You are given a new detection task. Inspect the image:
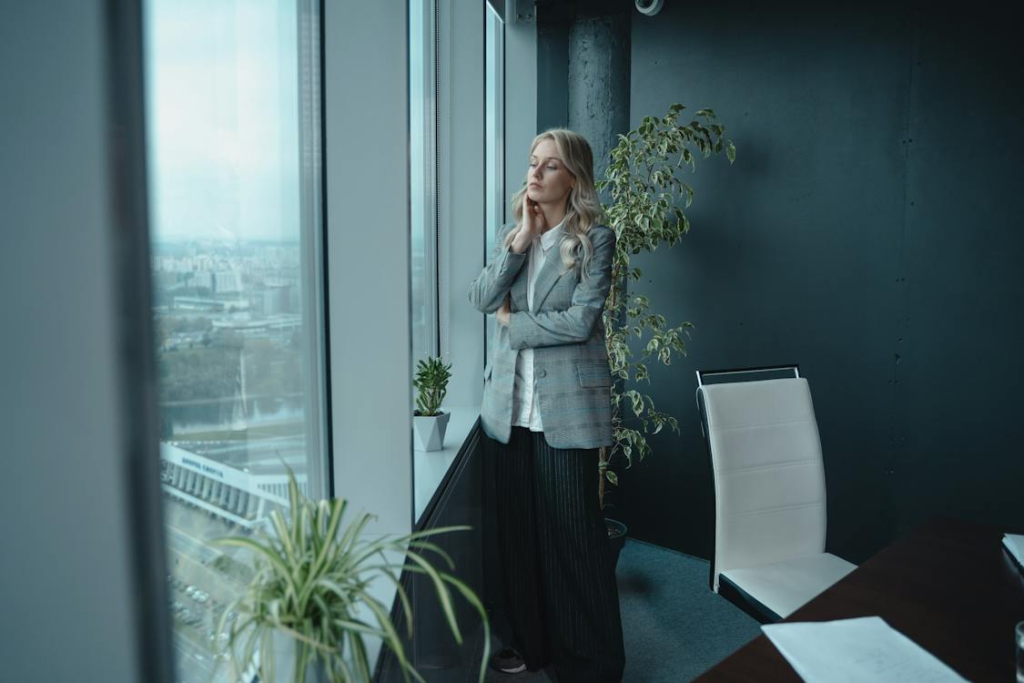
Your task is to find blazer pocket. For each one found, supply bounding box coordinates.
[576,361,611,388]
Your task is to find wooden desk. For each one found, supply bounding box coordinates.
[695,518,1024,682]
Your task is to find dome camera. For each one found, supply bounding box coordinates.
[635,0,664,16]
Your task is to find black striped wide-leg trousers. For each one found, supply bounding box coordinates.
[487,426,626,683]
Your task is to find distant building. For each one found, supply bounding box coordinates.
[159,443,309,528]
[193,271,214,290]
[213,270,241,294]
[173,296,249,312]
[211,315,300,338]
[262,283,291,315]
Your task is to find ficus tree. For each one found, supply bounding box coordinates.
[596,103,736,511]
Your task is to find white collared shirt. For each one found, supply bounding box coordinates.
[511,216,566,431]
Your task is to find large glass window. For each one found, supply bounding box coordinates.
[484,5,505,363]
[411,2,504,383]
[143,1,326,680]
[410,0,439,372]
[409,0,505,522]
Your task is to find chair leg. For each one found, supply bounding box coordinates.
[718,575,782,624]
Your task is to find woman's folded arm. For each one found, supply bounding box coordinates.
[508,226,616,349]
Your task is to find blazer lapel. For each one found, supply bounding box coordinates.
[531,244,564,314]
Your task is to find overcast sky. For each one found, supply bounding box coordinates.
[144,0,301,242]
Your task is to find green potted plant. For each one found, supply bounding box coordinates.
[212,467,489,682]
[596,103,736,562]
[413,356,453,452]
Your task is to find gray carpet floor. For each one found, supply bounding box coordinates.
[484,538,761,682]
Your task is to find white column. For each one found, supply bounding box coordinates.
[325,1,413,536]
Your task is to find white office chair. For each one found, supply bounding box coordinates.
[696,366,856,622]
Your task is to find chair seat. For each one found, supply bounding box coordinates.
[722,552,856,619]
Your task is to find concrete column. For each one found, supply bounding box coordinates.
[563,3,632,519]
[566,7,631,195]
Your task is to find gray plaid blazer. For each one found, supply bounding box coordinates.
[468,220,616,450]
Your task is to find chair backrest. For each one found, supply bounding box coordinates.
[698,376,828,591]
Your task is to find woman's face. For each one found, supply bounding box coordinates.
[526,138,575,206]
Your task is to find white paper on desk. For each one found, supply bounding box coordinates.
[761,616,969,683]
[1003,533,1024,566]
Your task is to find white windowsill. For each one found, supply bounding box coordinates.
[414,404,480,523]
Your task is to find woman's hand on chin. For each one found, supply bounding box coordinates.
[511,196,547,254]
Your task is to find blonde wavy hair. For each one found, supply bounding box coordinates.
[503,128,606,284]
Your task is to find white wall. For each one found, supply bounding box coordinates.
[325,0,413,535]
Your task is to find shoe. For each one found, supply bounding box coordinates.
[489,646,528,674]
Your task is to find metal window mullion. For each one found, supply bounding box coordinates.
[484,11,505,371]
[297,0,328,499]
[435,0,448,360]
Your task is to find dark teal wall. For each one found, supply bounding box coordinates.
[621,1,1024,563]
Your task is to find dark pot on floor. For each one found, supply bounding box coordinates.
[605,518,628,568]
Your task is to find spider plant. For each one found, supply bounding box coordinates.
[211,467,489,683]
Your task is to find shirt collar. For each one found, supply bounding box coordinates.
[539,216,566,252]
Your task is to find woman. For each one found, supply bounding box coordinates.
[467,128,625,682]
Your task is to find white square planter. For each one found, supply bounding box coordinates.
[413,410,450,452]
[265,628,328,683]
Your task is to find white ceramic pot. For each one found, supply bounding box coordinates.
[413,410,451,451]
[268,629,328,683]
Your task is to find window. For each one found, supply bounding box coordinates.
[408,0,505,521]
[485,4,505,362]
[143,0,326,680]
[410,0,439,372]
